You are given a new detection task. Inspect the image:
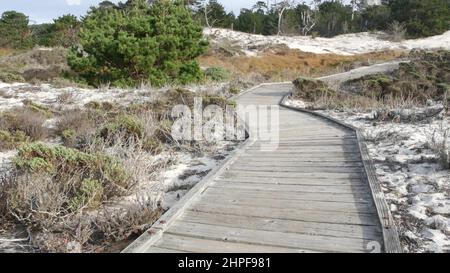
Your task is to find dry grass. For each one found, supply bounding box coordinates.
[0,107,48,142]
[0,80,239,252]
[306,91,424,112]
[0,48,15,58]
[92,200,163,248]
[386,21,407,42]
[200,49,405,82]
[0,47,69,84]
[56,109,97,148]
[56,91,76,104]
[0,126,170,252]
[429,124,450,169]
[293,50,450,115]
[0,168,162,252]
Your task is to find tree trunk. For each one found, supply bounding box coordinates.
[277,7,286,36]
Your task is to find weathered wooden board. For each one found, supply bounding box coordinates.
[181,211,382,240]
[190,203,380,226]
[222,170,364,179]
[214,177,365,185]
[209,181,371,194]
[228,165,365,173]
[203,187,374,203]
[198,194,376,213]
[166,222,374,253]
[153,234,312,253]
[228,160,364,168]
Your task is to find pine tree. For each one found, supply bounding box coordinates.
[49,15,80,47]
[0,11,33,49]
[68,0,208,87]
[389,0,450,38]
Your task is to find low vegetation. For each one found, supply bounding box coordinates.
[292,76,336,101]
[292,50,450,112]
[0,47,71,84]
[201,47,404,82]
[291,49,450,176]
[0,85,237,252]
[428,125,450,170]
[0,107,49,150]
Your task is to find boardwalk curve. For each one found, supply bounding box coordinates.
[123,66,402,253]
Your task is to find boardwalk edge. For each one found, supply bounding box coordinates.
[279,91,403,253]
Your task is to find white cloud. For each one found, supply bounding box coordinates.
[66,0,82,6]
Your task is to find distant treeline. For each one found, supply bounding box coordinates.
[0,0,449,50]
[191,0,449,38]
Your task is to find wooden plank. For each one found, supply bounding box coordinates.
[181,210,382,241]
[154,234,312,253]
[243,151,361,156]
[244,150,361,155]
[214,177,365,186]
[237,156,362,163]
[257,136,357,143]
[204,187,373,203]
[210,181,371,194]
[238,157,362,163]
[191,203,380,226]
[199,193,376,213]
[229,165,364,173]
[247,143,359,148]
[229,160,364,168]
[245,145,358,150]
[274,134,357,139]
[222,170,363,179]
[166,222,373,253]
[144,247,189,253]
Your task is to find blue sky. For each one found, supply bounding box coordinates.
[0,0,258,24]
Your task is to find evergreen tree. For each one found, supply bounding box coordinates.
[31,23,54,46]
[316,1,354,37]
[196,0,234,28]
[389,0,450,38]
[68,0,208,87]
[0,11,33,49]
[360,4,391,31]
[49,15,80,47]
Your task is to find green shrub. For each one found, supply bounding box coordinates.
[0,108,48,141]
[69,179,104,211]
[344,50,450,104]
[292,77,336,101]
[143,137,164,155]
[204,67,231,82]
[61,128,77,146]
[13,143,131,195]
[100,114,145,141]
[0,71,24,83]
[68,0,208,87]
[155,119,174,143]
[228,86,241,95]
[390,0,450,38]
[0,130,29,150]
[0,11,33,49]
[22,100,54,118]
[360,5,392,31]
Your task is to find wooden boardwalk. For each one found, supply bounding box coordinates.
[124,81,401,253]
